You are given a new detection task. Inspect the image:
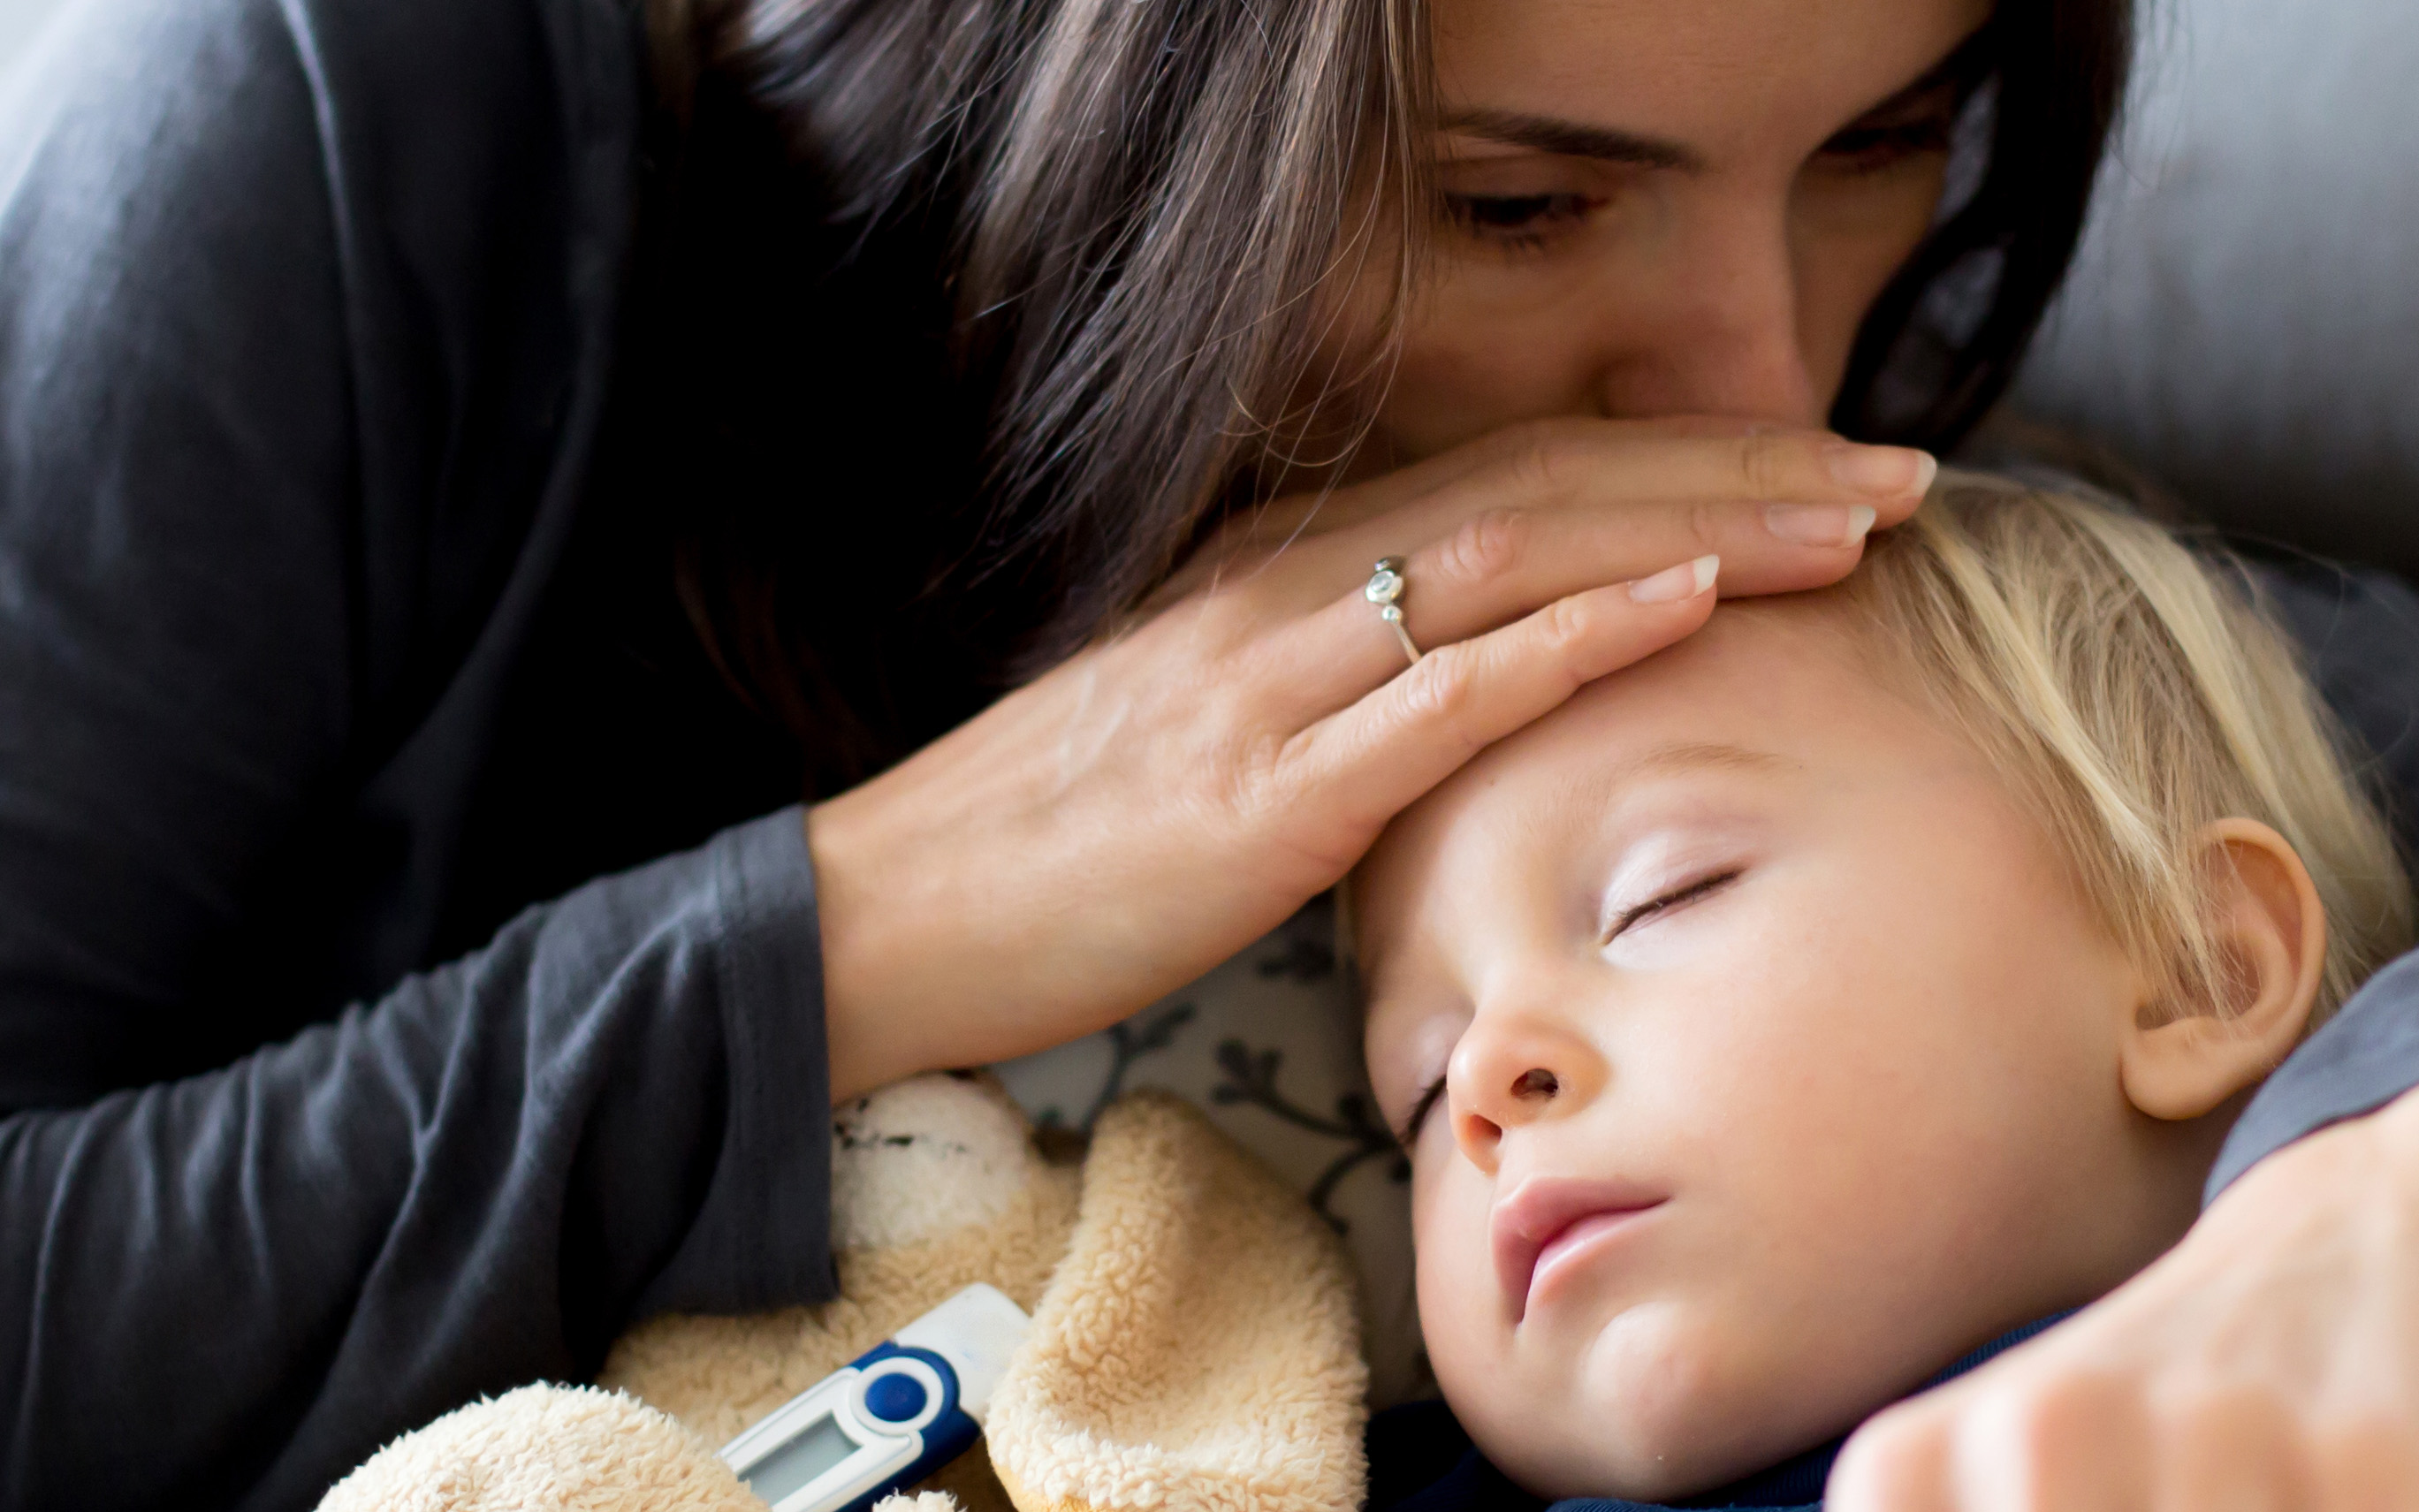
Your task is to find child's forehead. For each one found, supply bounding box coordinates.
[1518,595,1898,772]
[1353,596,1953,914]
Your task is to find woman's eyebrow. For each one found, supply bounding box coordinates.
[1436,110,1701,171]
[1440,20,1994,172]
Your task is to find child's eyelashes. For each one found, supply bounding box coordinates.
[1388,867,1746,1149]
[1398,1075,1448,1149]
[1602,869,1743,945]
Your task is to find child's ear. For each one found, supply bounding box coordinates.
[2119,818,2327,1122]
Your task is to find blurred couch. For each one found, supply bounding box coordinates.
[2013,0,2419,580]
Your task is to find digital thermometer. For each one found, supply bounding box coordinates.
[719,1284,1032,1512]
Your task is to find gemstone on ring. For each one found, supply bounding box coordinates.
[1365,557,1421,665]
[1365,558,1406,607]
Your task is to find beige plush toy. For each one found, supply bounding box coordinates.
[320,1075,1368,1512]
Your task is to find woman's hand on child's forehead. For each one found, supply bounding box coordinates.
[822,420,1928,1097]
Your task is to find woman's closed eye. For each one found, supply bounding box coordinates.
[1814,115,1954,172]
[1603,869,1742,944]
[1812,82,1966,175]
[1442,191,1605,251]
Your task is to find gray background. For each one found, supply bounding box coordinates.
[0,0,64,77]
[2014,0,2419,577]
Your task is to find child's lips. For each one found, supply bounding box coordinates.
[1491,1174,1669,1323]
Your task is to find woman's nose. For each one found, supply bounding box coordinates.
[1447,1006,1609,1176]
[1591,207,1822,426]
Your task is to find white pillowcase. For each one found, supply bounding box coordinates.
[990,898,1429,1407]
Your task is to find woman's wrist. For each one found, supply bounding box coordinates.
[2370,1075,2419,1156]
[809,792,961,1104]
[2222,1080,2419,1230]
[807,748,1199,1104]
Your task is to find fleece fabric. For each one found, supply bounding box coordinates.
[321,1077,1367,1512]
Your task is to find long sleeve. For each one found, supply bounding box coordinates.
[0,0,842,1504]
[0,0,653,1098]
[2209,948,2419,1199]
[0,809,838,1512]
[2206,561,2419,1200]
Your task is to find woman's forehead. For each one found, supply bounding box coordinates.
[1429,0,1991,157]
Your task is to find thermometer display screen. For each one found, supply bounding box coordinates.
[742,1412,861,1505]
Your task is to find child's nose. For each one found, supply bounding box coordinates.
[1446,1010,1607,1175]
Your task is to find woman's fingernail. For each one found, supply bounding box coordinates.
[1826,445,1937,496]
[1629,554,1719,604]
[1764,502,1879,547]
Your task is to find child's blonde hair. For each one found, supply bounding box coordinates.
[1839,472,2414,1029]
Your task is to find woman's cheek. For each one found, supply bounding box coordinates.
[1790,168,1951,398]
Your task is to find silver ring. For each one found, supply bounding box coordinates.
[1364,557,1421,665]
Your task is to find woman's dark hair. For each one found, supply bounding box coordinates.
[706,0,1434,654]
[661,0,2129,778]
[1834,0,2133,444]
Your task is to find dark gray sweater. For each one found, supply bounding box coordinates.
[0,0,2415,1505]
[0,0,845,1504]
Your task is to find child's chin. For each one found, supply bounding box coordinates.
[1472,1317,1832,1503]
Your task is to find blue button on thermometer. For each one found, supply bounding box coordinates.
[719,1284,1032,1512]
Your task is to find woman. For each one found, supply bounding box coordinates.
[0,0,2409,1504]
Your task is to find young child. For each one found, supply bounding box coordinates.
[1350,476,2416,1511]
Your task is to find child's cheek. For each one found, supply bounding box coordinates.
[1411,1151,1512,1379]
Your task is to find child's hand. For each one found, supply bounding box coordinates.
[1829,1086,2419,1510]
[812,417,1929,1102]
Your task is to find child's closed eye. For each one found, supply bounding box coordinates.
[1397,1075,1449,1149]
[1391,870,1746,1146]
[1602,869,1742,944]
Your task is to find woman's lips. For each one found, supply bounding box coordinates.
[1491,1175,1668,1323]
